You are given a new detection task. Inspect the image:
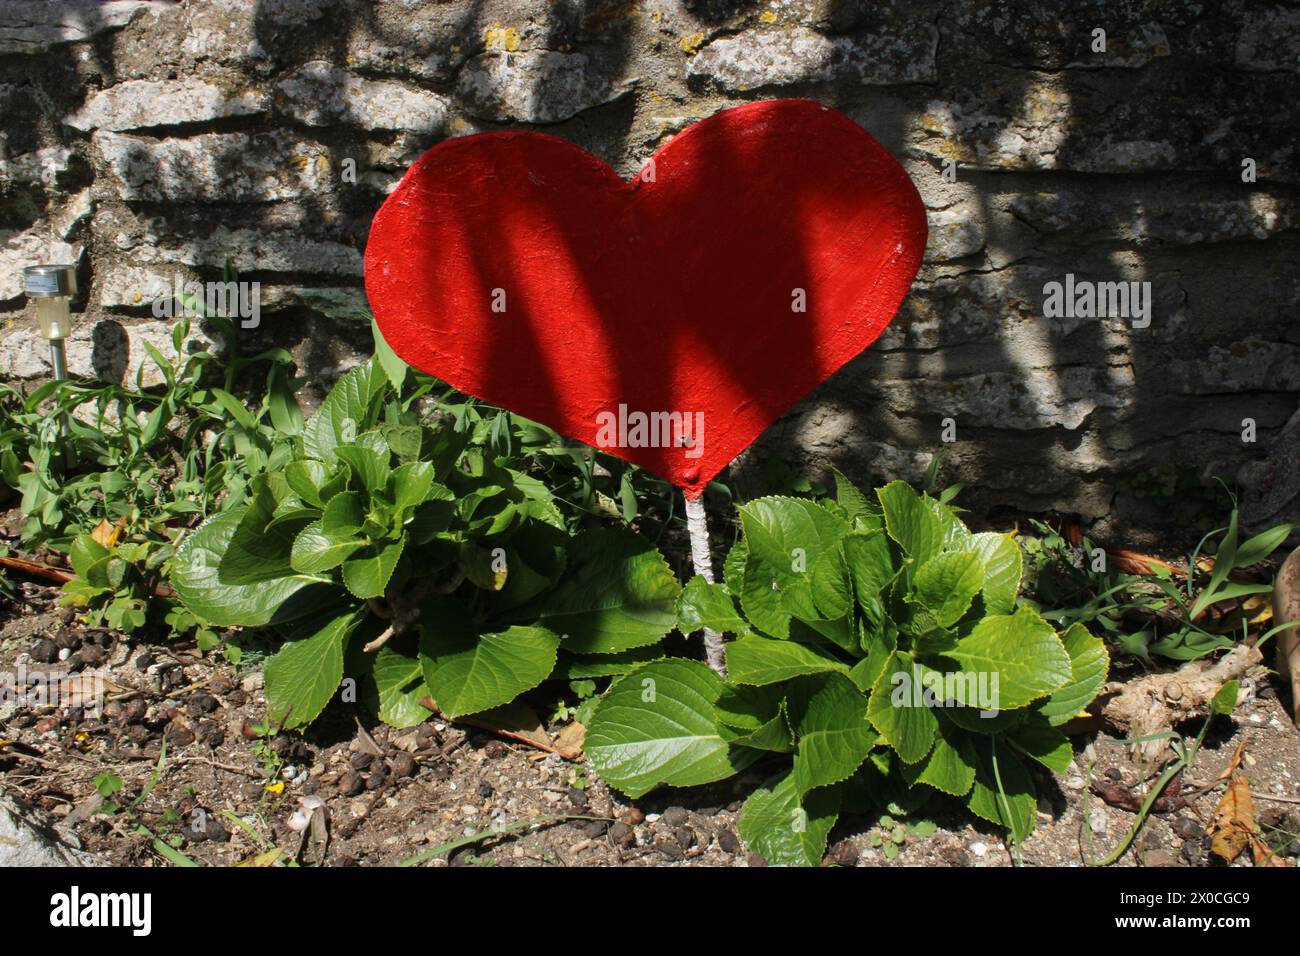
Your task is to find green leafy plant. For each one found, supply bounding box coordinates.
[0,306,302,640]
[169,335,682,731]
[1022,503,1292,663]
[586,477,1111,865]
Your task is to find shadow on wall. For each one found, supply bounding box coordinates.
[6,0,1299,545]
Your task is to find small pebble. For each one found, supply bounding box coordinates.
[656,835,684,860]
[164,723,195,747]
[716,827,741,854]
[609,821,636,849]
[389,753,416,779]
[939,845,970,866]
[662,806,689,827]
[830,840,858,866]
[29,638,58,664]
[349,752,373,771]
[1088,808,1108,834]
[970,841,988,857]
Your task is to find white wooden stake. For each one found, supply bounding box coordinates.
[684,493,727,675]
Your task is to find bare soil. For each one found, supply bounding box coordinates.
[2,574,1298,869]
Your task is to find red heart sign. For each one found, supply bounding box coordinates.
[365,99,927,498]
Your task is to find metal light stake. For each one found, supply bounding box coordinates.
[24,263,77,437]
[23,263,76,379]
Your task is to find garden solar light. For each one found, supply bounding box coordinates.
[23,263,77,381]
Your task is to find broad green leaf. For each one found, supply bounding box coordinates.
[265,612,359,728]
[390,460,435,511]
[912,551,983,626]
[493,522,567,610]
[944,606,1072,710]
[69,534,112,587]
[419,616,560,719]
[302,359,387,465]
[808,548,852,623]
[1211,679,1239,716]
[342,538,405,599]
[967,532,1023,614]
[738,545,792,638]
[723,538,747,596]
[1009,718,1073,773]
[787,673,877,796]
[1037,623,1109,726]
[877,481,941,566]
[337,443,391,496]
[719,709,794,753]
[724,634,850,686]
[371,317,409,391]
[457,542,507,591]
[552,646,665,679]
[843,531,895,602]
[586,659,756,798]
[943,704,1026,735]
[677,575,747,636]
[382,422,424,461]
[867,651,939,764]
[535,527,680,654]
[365,645,434,728]
[911,719,977,796]
[927,497,973,550]
[714,683,786,731]
[907,608,958,656]
[61,577,108,606]
[290,521,365,574]
[851,619,897,692]
[220,484,307,585]
[831,466,872,520]
[172,509,327,628]
[968,738,1036,844]
[739,496,852,620]
[738,770,840,867]
[321,490,364,536]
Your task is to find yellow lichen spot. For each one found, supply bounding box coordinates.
[485,23,521,52]
[758,9,777,23]
[678,31,705,53]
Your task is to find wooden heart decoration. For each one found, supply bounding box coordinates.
[365,99,927,498]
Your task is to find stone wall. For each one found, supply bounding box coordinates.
[1,0,1298,544]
